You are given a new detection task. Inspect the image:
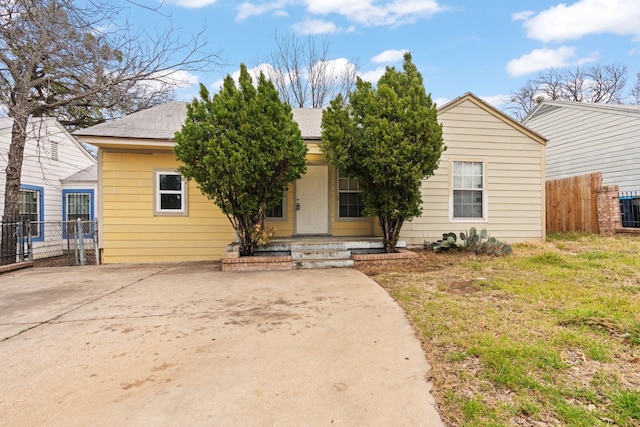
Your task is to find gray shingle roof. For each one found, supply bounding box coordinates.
[291,108,322,139]
[73,103,323,141]
[63,164,97,182]
[74,102,188,140]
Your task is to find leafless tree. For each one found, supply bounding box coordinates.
[260,33,358,108]
[0,0,221,263]
[632,73,640,105]
[507,80,545,121]
[509,63,629,121]
[585,64,627,103]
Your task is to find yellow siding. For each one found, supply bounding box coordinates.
[100,151,235,263]
[400,97,545,245]
[99,97,543,262]
[327,166,377,236]
[266,183,295,237]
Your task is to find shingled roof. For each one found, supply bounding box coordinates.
[73,102,323,141]
[74,102,187,140]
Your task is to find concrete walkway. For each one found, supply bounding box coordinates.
[0,263,444,426]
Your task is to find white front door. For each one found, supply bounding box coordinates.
[295,165,329,234]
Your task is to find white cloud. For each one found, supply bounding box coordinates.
[433,97,449,107]
[312,57,357,81]
[156,70,200,88]
[358,66,387,83]
[506,46,589,77]
[517,0,640,43]
[138,70,200,95]
[164,0,218,8]
[237,0,292,20]
[210,64,275,92]
[371,49,408,64]
[292,19,340,34]
[304,0,445,26]
[238,0,445,26]
[480,94,511,108]
[511,11,534,21]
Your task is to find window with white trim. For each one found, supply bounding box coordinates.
[338,170,364,218]
[452,161,484,219]
[267,197,285,219]
[155,171,186,215]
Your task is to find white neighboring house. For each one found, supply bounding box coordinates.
[523,101,640,192]
[0,117,97,258]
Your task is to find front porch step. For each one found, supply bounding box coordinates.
[291,244,353,269]
[293,258,355,269]
[291,249,351,260]
[290,242,347,251]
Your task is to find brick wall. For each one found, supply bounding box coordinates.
[221,251,293,272]
[596,185,621,235]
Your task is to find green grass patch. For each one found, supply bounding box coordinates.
[362,233,640,426]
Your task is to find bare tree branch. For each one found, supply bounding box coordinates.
[632,72,640,105]
[0,0,223,262]
[509,63,630,120]
[262,33,358,108]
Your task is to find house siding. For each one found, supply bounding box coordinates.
[0,119,96,260]
[524,103,640,191]
[400,98,545,245]
[100,150,235,263]
[328,167,377,236]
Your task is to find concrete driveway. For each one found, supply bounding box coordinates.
[0,263,443,426]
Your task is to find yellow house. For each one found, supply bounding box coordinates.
[74,92,546,264]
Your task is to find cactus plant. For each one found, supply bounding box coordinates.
[427,232,459,252]
[428,228,512,256]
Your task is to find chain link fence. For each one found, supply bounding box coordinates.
[0,219,99,267]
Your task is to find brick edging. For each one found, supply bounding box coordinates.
[352,248,418,264]
[221,253,293,272]
[0,261,35,274]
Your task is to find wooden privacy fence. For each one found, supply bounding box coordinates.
[546,172,602,233]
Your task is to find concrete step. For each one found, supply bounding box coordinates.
[290,242,347,251]
[291,249,351,260]
[293,258,355,269]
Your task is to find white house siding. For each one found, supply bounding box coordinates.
[0,118,96,258]
[400,96,546,246]
[523,103,640,192]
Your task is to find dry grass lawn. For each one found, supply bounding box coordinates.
[358,233,640,427]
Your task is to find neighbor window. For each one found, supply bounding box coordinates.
[155,171,187,215]
[19,185,44,239]
[63,190,94,237]
[452,161,484,219]
[338,170,364,218]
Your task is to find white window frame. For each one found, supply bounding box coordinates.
[450,160,487,222]
[154,171,188,216]
[337,170,366,220]
[267,193,287,222]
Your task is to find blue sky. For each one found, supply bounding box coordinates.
[129,0,640,111]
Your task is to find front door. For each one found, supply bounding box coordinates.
[295,165,329,234]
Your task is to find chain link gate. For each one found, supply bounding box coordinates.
[0,218,99,267]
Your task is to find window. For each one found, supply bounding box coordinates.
[155,171,187,215]
[19,185,44,240]
[338,170,364,218]
[63,190,94,237]
[452,161,484,219]
[267,197,285,219]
